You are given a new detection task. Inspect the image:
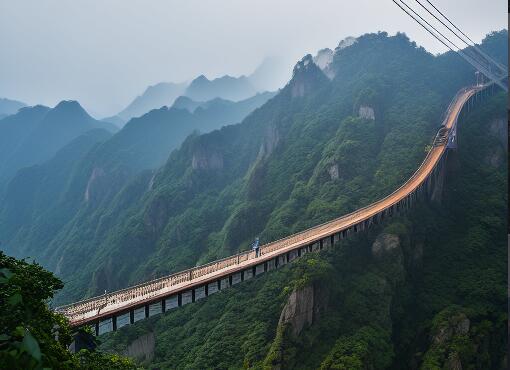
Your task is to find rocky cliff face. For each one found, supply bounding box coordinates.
[192,148,224,170]
[279,285,314,336]
[124,332,155,363]
[84,167,105,202]
[358,105,375,120]
[372,233,401,259]
[258,125,280,161]
[328,163,340,180]
[278,283,328,336]
[289,55,328,98]
[313,48,335,79]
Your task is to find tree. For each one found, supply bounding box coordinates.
[0,251,137,369]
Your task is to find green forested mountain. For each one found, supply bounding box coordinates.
[0,29,507,369]
[0,101,117,188]
[0,90,276,271]
[101,91,506,369]
[5,30,504,303]
[0,129,113,259]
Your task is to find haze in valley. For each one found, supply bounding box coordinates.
[0,0,506,117]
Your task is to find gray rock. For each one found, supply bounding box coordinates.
[124,332,155,363]
[372,234,400,258]
[279,285,315,336]
[358,105,375,120]
[328,163,339,180]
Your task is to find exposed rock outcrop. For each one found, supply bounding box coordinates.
[328,163,339,180]
[336,36,357,50]
[313,48,335,79]
[313,48,333,70]
[258,125,280,160]
[445,352,463,370]
[358,105,375,120]
[278,284,327,336]
[124,332,155,363]
[84,167,105,202]
[372,233,401,258]
[289,54,328,98]
[191,148,223,170]
[279,285,315,336]
[433,314,470,345]
[147,172,156,191]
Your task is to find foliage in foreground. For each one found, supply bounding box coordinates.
[0,251,137,369]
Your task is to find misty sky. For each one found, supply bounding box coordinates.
[0,0,506,117]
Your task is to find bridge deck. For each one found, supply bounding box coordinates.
[56,85,479,327]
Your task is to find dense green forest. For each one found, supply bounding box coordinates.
[100,91,507,369]
[40,30,505,305]
[0,91,274,266]
[0,252,137,369]
[0,29,506,369]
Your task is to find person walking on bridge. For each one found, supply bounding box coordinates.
[252,237,260,257]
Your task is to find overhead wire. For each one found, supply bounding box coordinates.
[393,0,487,71]
[416,0,506,74]
[392,0,508,91]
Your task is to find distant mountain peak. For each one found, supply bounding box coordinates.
[336,36,358,51]
[52,100,91,119]
[54,100,84,110]
[185,73,257,102]
[193,74,210,83]
[288,54,328,98]
[0,97,27,116]
[117,82,187,121]
[313,48,335,79]
[292,54,315,74]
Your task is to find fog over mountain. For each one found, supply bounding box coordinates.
[0,0,506,366]
[113,57,290,122]
[0,101,117,188]
[0,0,505,116]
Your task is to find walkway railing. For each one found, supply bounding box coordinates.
[55,83,485,326]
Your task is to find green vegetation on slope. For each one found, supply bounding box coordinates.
[101,91,506,369]
[0,251,137,369]
[50,30,505,304]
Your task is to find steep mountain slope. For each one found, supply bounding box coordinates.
[100,54,507,370]
[117,82,187,121]
[0,97,26,116]
[30,30,504,306]
[0,101,116,188]
[184,74,258,102]
[0,90,276,269]
[0,129,113,258]
[0,105,50,170]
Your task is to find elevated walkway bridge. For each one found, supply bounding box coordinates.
[56,83,493,335]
